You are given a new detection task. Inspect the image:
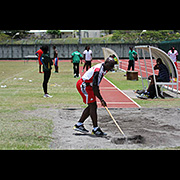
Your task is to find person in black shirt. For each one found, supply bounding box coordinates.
[154,58,170,82]
[137,58,170,99]
[41,45,53,98]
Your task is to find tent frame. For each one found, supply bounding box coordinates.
[135,45,179,98]
[102,47,122,70]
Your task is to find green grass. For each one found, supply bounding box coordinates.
[0,61,180,149]
[0,61,84,111]
[0,61,84,149]
[0,113,53,150]
[106,72,148,91]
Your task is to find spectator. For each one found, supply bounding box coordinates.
[128,47,137,71]
[136,58,170,99]
[168,46,178,69]
[53,45,59,73]
[71,49,83,78]
[82,46,93,72]
[35,47,43,73]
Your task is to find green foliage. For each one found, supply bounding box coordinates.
[0,33,11,42]
[112,30,140,43]
[1,30,180,44]
[112,30,180,43]
[46,30,61,35]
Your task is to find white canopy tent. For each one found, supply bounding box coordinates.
[102,47,122,70]
[135,45,179,98]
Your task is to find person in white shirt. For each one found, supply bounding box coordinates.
[168,46,178,69]
[82,46,93,72]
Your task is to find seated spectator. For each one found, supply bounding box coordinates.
[136,58,170,99]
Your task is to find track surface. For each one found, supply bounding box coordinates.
[79,60,140,108]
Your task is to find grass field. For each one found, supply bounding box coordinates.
[0,61,180,149]
[0,61,85,149]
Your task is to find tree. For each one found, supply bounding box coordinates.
[112,30,180,43]
[2,30,30,38]
[46,30,61,38]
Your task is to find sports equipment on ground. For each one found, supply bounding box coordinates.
[105,106,144,144]
[105,106,126,138]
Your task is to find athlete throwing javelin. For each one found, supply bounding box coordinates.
[74,57,115,136]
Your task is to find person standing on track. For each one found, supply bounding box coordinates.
[168,46,178,69]
[82,46,93,72]
[74,57,115,136]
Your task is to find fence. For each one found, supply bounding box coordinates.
[0,43,159,60]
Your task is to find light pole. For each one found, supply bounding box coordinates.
[78,30,82,44]
[135,30,146,43]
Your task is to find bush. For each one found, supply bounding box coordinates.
[0,33,11,42]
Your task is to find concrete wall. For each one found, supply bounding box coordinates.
[0,43,158,60]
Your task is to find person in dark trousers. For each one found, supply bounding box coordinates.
[136,58,170,99]
[82,46,93,72]
[71,49,83,78]
[124,47,137,76]
[41,45,53,98]
[136,81,163,99]
[128,47,137,71]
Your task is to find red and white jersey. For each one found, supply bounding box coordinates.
[168,50,178,62]
[82,63,107,86]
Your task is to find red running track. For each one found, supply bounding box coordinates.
[97,77,141,108]
[79,61,141,108]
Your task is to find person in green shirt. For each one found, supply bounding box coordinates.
[71,50,83,78]
[128,47,137,71]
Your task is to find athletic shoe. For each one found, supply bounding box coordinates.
[73,124,89,133]
[134,89,145,94]
[92,127,107,136]
[43,94,53,98]
[136,93,148,99]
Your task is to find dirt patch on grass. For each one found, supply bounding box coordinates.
[20,107,180,149]
[45,107,180,149]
